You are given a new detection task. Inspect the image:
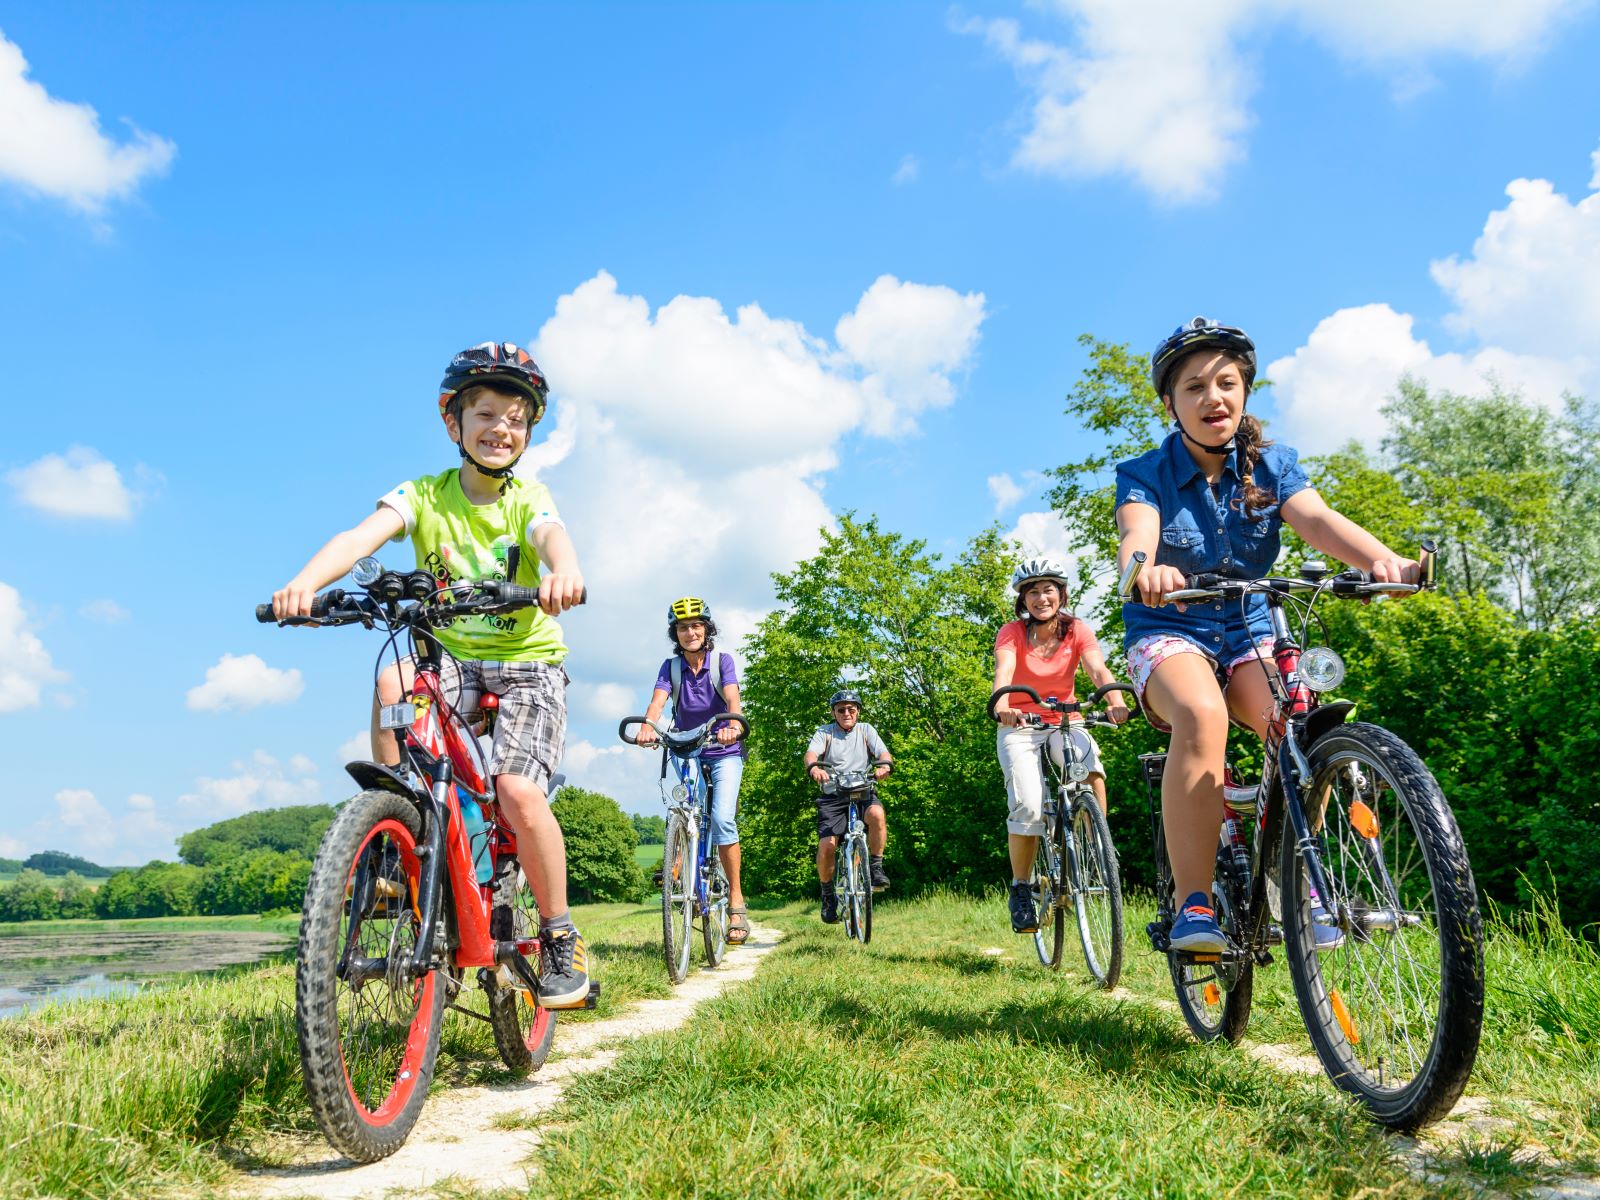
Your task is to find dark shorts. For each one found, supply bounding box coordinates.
[816,789,882,841]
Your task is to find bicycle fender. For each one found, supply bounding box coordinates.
[345,760,420,800]
[1304,701,1357,747]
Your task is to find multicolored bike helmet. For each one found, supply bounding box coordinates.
[1149,317,1256,399]
[1011,557,1070,594]
[438,342,550,492]
[829,689,862,710]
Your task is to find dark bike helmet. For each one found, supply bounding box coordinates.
[1150,317,1256,399]
[438,341,550,491]
[829,689,862,710]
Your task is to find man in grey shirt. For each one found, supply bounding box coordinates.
[804,689,893,923]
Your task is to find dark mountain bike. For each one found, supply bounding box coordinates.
[619,713,750,982]
[1121,545,1484,1130]
[813,761,890,945]
[256,558,596,1161]
[988,684,1131,985]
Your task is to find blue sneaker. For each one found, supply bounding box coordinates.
[1168,892,1227,952]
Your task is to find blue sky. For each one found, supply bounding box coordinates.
[4,1,1598,864]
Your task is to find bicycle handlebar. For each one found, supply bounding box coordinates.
[618,712,751,748]
[987,681,1137,726]
[1118,541,1440,605]
[257,575,587,626]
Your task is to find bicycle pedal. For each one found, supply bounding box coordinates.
[1185,952,1222,964]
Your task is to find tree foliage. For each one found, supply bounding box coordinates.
[552,787,645,903]
[630,814,666,845]
[24,851,112,877]
[177,805,334,867]
[739,515,1018,898]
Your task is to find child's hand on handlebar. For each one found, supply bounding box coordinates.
[1368,556,1421,589]
[537,572,586,616]
[272,577,320,621]
[1137,563,1190,612]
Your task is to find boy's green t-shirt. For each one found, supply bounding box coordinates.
[378,470,567,664]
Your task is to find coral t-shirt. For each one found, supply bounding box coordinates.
[994,618,1099,725]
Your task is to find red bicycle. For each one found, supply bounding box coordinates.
[256,557,595,1162]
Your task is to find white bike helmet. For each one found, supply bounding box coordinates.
[1011,557,1070,594]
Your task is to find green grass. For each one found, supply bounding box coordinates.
[0,912,302,937]
[2,890,1594,1198]
[634,843,664,870]
[0,900,665,1200]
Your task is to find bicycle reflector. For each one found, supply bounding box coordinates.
[1299,647,1346,692]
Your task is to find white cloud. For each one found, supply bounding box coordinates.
[80,598,129,624]
[336,732,370,765]
[0,582,68,711]
[529,270,985,694]
[958,0,1581,203]
[0,834,24,858]
[1004,510,1113,622]
[186,653,305,712]
[558,737,663,814]
[1270,151,1600,454]
[7,446,138,519]
[569,680,643,722]
[1430,175,1600,359]
[177,750,321,816]
[0,32,175,213]
[989,470,1048,514]
[32,789,176,861]
[892,154,920,185]
[1266,304,1586,454]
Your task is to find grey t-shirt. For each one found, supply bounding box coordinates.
[806,721,888,793]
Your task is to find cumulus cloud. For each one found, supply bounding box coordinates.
[892,154,920,185]
[186,653,305,712]
[177,750,321,816]
[336,732,370,765]
[7,446,138,519]
[988,470,1048,514]
[1269,153,1600,454]
[0,582,68,711]
[957,0,1581,203]
[529,270,985,694]
[33,789,176,861]
[558,737,662,814]
[0,31,175,213]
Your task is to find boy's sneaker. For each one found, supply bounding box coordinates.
[1168,892,1228,953]
[820,887,840,924]
[536,927,591,1009]
[1009,880,1038,934]
[869,857,890,892]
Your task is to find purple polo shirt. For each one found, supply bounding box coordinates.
[654,652,744,759]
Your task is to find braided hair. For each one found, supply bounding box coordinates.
[1164,347,1277,518]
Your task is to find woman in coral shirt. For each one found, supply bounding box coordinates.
[992,557,1128,935]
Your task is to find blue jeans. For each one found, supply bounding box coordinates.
[683,753,744,846]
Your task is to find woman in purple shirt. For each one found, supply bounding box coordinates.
[635,597,750,944]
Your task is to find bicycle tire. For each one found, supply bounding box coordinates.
[1280,723,1484,1130]
[1033,811,1065,969]
[847,833,873,944]
[485,863,556,1074]
[1168,850,1253,1044]
[661,814,694,983]
[702,854,730,968]
[1070,796,1124,989]
[296,789,445,1162]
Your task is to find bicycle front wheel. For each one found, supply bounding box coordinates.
[296,789,445,1162]
[1033,814,1065,969]
[846,834,873,944]
[1281,723,1484,1130]
[485,863,556,1074]
[1070,796,1124,989]
[660,815,694,983]
[701,853,730,968]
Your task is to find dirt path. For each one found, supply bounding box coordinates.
[239,923,784,1199]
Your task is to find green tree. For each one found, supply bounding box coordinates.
[24,850,110,877]
[0,869,60,922]
[738,515,1017,898]
[197,849,312,915]
[551,788,645,903]
[177,805,335,866]
[94,862,203,918]
[629,814,666,845]
[56,872,98,919]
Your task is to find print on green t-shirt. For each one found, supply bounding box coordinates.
[386,470,567,664]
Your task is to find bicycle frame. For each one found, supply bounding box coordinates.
[662,748,719,919]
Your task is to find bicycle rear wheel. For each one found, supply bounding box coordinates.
[660,814,694,983]
[1281,724,1483,1130]
[1169,853,1253,1044]
[1070,796,1124,989]
[701,853,730,967]
[846,833,873,944]
[1033,811,1065,969]
[296,789,444,1162]
[485,862,556,1074]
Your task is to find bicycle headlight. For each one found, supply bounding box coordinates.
[1299,647,1346,692]
[671,784,689,803]
[351,556,383,588]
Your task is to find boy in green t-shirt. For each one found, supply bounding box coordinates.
[271,341,592,1008]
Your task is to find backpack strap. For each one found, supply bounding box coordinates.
[669,653,727,723]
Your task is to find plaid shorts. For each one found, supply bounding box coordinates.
[436,656,568,792]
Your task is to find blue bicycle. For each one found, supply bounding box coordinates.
[620,712,750,983]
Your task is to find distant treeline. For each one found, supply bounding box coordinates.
[0,851,125,877]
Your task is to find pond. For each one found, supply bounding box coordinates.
[0,928,293,1019]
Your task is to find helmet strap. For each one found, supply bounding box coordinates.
[458,443,521,496]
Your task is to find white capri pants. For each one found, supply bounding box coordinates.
[997,722,1105,837]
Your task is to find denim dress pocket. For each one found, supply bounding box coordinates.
[1159,517,1208,575]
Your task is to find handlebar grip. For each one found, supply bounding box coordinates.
[987,684,1043,720]
[618,715,649,745]
[497,584,589,608]
[255,603,276,623]
[1088,681,1139,711]
[1117,551,1146,602]
[257,589,346,623]
[718,713,751,741]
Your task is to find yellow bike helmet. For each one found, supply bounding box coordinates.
[668,597,710,624]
